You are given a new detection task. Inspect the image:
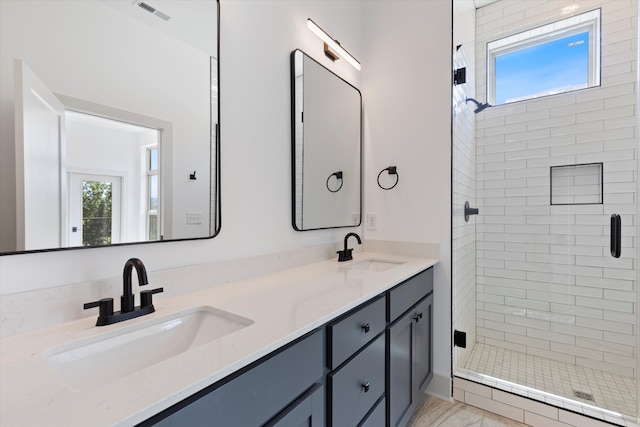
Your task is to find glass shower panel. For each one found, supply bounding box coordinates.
[452,0,638,421]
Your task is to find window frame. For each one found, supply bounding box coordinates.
[486,8,601,106]
[145,145,160,241]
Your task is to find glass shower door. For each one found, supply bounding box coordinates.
[452,0,638,422]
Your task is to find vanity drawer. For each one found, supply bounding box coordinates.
[328,333,385,427]
[327,295,386,369]
[387,268,433,322]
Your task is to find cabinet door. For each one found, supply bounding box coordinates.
[387,311,415,427]
[414,294,433,393]
[264,384,324,427]
[359,397,385,427]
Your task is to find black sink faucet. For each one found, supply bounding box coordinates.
[84,257,163,326]
[122,257,148,313]
[337,232,361,262]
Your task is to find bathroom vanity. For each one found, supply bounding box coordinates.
[145,268,432,427]
[0,253,437,426]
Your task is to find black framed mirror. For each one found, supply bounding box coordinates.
[0,0,220,254]
[290,49,362,231]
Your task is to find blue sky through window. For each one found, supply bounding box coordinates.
[494,31,589,104]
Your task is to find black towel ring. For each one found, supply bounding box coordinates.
[326,171,343,193]
[377,166,398,190]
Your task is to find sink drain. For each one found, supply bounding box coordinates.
[573,390,595,402]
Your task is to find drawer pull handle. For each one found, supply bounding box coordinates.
[361,323,370,333]
[361,381,370,393]
[413,312,423,323]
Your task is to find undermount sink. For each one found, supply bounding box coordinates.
[44,306,253,391]
[347,259,405,272]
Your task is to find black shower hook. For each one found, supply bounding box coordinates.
[326,171,343,193]
[377,166,398,190]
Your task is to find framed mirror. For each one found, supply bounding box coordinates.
[290,49,362,231]
[0,0,220,254]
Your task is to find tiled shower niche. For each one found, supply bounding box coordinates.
[550,163,603,205]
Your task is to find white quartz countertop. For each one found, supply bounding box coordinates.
[0,252,438,426]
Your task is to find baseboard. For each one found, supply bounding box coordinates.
[425,373,453,402]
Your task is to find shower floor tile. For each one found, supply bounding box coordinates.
[464,342,637,417]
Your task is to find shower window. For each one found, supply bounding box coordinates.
[487,9,600,105]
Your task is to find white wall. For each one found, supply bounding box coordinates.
[361,0,453,399]
[0,0,363,295]
[474,0,638,380]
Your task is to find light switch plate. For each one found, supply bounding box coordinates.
[367,213,377,231]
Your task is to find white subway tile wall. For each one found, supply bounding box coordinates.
[471,0,637,416]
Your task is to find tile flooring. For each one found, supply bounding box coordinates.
[464,343,637,417]
[410,396,526,427]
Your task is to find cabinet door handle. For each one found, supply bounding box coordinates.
[413,312,423,323]
[361,323,370,333]
[361,381,370,393]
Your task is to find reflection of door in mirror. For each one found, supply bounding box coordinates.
[14,60,66,251]
[69,173,122,247]
[65,110,161,247]
[291,50,362,231]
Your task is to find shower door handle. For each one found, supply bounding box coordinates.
[610,214,621,258]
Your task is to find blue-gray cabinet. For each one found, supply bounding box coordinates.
[264,383,325,427]
[140,329,324,427]
[140,267,434,427]
[387,268,434,427]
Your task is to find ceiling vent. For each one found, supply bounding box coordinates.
[134,1,171,21]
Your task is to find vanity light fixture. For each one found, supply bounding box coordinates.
[307,18,361,71]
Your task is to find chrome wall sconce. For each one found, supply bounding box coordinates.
[307,18,361,71]
[326,171,343,193]
[377,166,398,190]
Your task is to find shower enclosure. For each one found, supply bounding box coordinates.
[452,0,638,423]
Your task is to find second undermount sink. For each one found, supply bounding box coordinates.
[44,306,253,391]
[347,259,405,272]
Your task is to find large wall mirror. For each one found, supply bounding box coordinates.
[0,0,220,254]
[291,49,361,231]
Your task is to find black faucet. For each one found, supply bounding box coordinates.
[122,257,148,313]
[337,232,361,262]
[84,258,164,326]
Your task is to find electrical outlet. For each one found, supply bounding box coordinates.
[352,213,360,225]
[186,211,202,224]
[367,213,377,231]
